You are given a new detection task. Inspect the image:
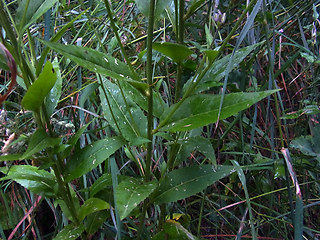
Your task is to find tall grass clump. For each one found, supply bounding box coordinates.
[0,0,319,239]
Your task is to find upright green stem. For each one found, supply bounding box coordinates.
[137,1,156,238]
[145,0,156,181]
[174,0,185,102]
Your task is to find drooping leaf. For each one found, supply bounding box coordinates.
[135,0,172,19]
[153,165,236,204]
[99,80,148,144]
[20,129,60,160]
[53,223,85,240]
[16,0,59,34]
[116,177,157,220]
[175,136,216,167]
[290,136,318,157]
[159,90,279,132]
[36,10,89,76]
[78,198,110,221]
[64,137,125,182]
[21,61,57,112]
[153,42,193,64]
[46,58,62,115]
[0,165,57,198]
[152,220,199,240]
[41,41,148,93]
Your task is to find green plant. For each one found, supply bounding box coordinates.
[0,0,319,239]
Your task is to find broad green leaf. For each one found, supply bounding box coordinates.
[64,137,125,182]
[183,43,263,94]
[116,177,157,220]
[152,221,199,240]
[100,80,148,144]
[20,129,60,160]
[16,0,59,34]
[78,198,109,221]
[159,90,279,132]
[21,61,57,112]
[41,41,148,93]
[153,165,236,204]
[175,136,216,167]
[85,210,110,235]
[135,0,172,19]
[36,10,88,76]
[0,165,57,197]
[46,58,62,115]
[153,42,193,64]
[53,223,84,240]
[90,173,113,197]
[120,80,168,118]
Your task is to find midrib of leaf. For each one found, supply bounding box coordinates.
[163,91,278,130]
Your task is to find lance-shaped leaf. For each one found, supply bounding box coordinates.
[21,61,57,112]
[116,177,157,220]
[153,165,236,204]
[159,90,279,132]
[0,165,57,198]
[90,173,112,197]
[183,43,263,94]
[78,198,110,221]
[100,80,148,145]
[41,41,148,93]
[153,42,193,64]
[64,137,125,182]
[20,129,60,160]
